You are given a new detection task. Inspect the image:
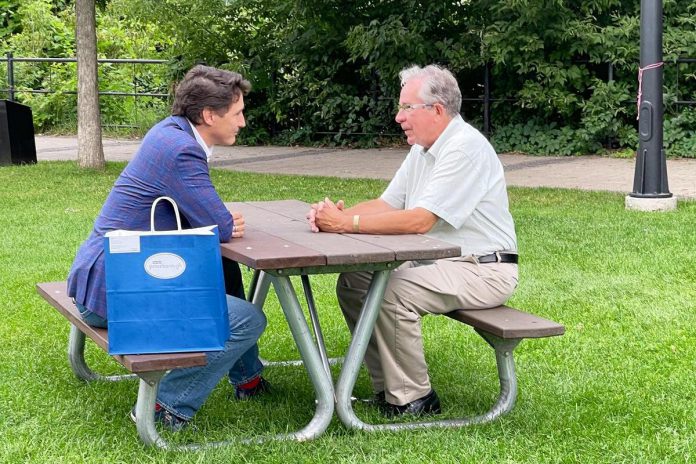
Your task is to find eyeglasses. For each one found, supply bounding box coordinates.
[396,103,435,112]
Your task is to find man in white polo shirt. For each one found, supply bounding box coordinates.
[307,64,518,416]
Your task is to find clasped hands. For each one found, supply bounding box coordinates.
[306,197,346,233]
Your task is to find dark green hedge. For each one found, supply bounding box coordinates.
[3,0,696,156]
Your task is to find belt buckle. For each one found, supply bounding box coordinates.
[494,251,501,263]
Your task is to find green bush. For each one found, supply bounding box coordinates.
[2,0,695,154]
[664,107,696,158]
[1,0,172,133]
[490,120,588,156]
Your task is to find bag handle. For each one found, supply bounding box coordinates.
[150,196,183,232]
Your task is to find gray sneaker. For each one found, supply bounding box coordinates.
[129,403,189,432]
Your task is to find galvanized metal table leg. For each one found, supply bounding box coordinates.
[335,269,391,429]
[134,371,168,448]
[475,330,521,420]
[251,270,294,367]
[68,324,137,382]
[133,373,258,450]
[133,371,261,450]
[132,274,336,449]
[301,274,332,377]
[256,272,343,369]
[270,275,335,440]
[250,270,272,310]
[250,270,273,365]
[246,269,261,302]
[336,269,523,431]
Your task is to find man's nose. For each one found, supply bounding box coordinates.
[395,110,405,123]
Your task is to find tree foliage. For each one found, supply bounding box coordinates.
[1,0,172,132]
[2,0,696,155]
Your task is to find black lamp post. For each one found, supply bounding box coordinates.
[629,0,672,201]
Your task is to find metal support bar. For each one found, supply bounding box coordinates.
[132,371,274,450]
[66,277,335,448]
[301,274,332,376]
[334,270,392,428]
[270,275,335,439]
[125,277,338,449]
[250,270,278,368]
[254,271,343,369]
[247,269,261,302]
[134,372,168,448]
[476,329,522,418]
[7,52,14,101]
[250,270,272,310]
[67,324,136,382]
[336,287,524,431]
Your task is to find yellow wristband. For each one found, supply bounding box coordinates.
[352,215,360,233]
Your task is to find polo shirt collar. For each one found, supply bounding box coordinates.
[421,114,465,159]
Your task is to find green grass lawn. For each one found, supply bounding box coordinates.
[1,162,695,463]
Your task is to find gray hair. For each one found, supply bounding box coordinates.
[399,65,461,117]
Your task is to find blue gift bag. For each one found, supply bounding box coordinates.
[104,197,229,355]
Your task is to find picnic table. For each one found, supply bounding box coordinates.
[38,199,563,449]
[225,200,563,434]
[221,199,461,437]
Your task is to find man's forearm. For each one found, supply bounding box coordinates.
[343,198,395,215]
[353,207,437,235]
[312,198,437,234]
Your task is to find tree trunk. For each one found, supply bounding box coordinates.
[76,0,105,169]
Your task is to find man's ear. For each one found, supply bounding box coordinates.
[201,107,215,126]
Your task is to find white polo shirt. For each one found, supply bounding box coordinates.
[381,115,517,257]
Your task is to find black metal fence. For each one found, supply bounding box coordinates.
[0,53,169,128]
[675,58,696,107]
[1,53,694,135]
[1,53,168,100]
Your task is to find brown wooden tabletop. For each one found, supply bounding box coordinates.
[218,200,460,439]
[221,200,461,271]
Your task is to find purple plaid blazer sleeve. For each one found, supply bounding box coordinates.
[66,116,234,318]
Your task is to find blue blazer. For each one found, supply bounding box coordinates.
[67,116,234,318]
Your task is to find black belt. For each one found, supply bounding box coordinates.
[477,252,518,264]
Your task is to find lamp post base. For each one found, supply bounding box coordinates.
[625,195,677,212]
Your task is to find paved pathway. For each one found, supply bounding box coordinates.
[35,135,696,199]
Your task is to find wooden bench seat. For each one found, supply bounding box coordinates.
[37,281,208,449]
[446,305,565,340]
[38,279,565,441]
[339,302,565,432]
[37,281,207,373]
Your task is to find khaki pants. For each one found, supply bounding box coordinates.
[337,257,518,406]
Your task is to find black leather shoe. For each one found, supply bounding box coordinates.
[234,376,271,400]
[383,389,441,417]
[372,391,386,407]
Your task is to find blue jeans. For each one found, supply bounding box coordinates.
[78,296,265,420]
[76,302,108,328]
